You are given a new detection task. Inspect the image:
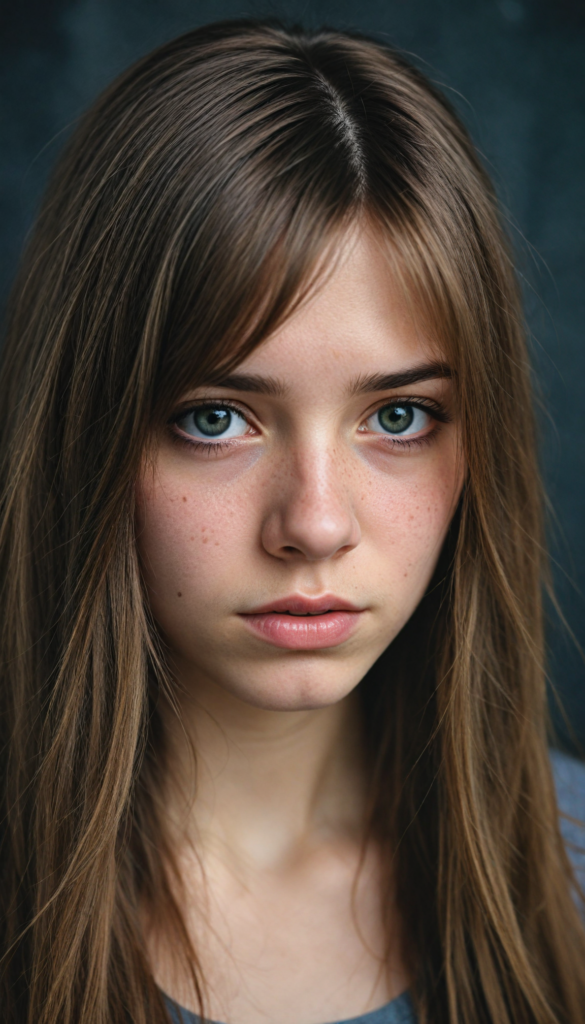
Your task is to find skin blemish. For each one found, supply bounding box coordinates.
[177,592,182,597]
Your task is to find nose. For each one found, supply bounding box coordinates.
[260,444,361,562]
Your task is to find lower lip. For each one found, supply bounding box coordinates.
[240,611,362,650]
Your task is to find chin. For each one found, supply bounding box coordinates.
[224,662,365,712]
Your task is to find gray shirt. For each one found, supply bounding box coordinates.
[164,750,585,1024]
[165,991,415,1024]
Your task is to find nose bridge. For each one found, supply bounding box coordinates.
[261,429,361,561]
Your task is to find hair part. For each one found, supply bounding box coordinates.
[1,18,584,1024]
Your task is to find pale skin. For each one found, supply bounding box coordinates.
[137,229,464,1024]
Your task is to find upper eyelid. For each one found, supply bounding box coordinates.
[362,395,450,422]
[169,394,450,431]
[169,399,255,423]
[173,394,445,411]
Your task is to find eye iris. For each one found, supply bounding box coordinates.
[194,407,231,436]
[378,405,414,434]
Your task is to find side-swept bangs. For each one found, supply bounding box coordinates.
[2,20,582,1024]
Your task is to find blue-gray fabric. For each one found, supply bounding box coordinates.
[165,991,415,1024]
[164,751,585,1024]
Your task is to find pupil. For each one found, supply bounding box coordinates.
[195,407,231,436]
[378,405,413,434]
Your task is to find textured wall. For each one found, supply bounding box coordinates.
[1,0,584,749]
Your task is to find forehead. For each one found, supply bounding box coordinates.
[233,229,443,398]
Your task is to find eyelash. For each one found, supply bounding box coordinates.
[168,401,251,456]
[168,396,450,454]
[366,396,449,452]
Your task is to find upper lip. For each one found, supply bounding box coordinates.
[242,594,363,616]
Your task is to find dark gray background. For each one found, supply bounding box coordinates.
[1,0,584,751]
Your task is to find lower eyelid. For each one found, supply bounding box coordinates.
[170,432,237,455]
[170,408,442,452]
[368,423,441,449]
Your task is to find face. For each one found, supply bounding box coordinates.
[136,230,464,712]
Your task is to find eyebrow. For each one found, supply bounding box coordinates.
[202,373,289,397]
[203,361,452,398]
[348,361,452,395]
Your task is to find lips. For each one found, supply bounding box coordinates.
[246,594,361,616]
[239,594,364,650]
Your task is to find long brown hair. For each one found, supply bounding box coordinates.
[0,19,583,1024]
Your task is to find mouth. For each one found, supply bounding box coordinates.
[239,594,364,650]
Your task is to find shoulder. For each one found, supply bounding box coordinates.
[550,748,585,883]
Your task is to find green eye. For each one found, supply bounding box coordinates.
[377,405,414,434]
[175,405,249,440]
[194,408,231,436]
[366,404,429,436]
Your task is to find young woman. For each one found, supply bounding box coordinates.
[1,18,584,1024]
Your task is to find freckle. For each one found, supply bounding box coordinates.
[182,496,187,502]
[177,592,182,597]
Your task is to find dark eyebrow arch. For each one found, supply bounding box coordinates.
[349,361,452,395]
[200,362,451,399]
[201,373,289,397]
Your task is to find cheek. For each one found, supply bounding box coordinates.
[135,469,253,617]
[362,447,462,590]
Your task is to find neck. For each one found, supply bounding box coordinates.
[161,670,367,872]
